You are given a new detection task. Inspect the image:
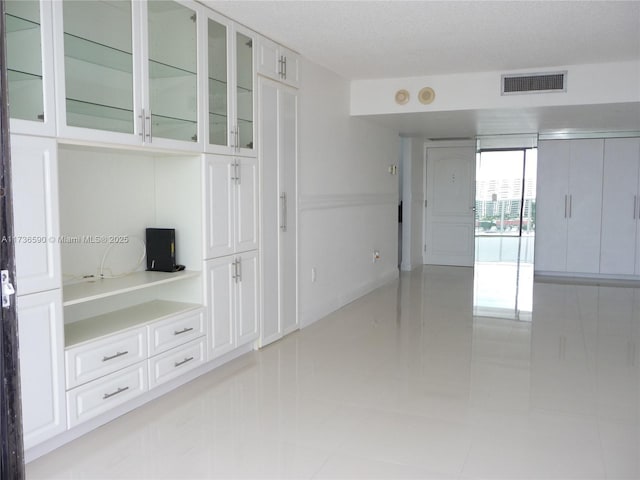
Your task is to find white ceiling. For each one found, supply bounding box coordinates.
[204,0,640,137]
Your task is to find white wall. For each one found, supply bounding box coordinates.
[298,58,400,327]
[400,137,425,271]
[351,61,640,116]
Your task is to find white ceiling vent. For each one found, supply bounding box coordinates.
[501,71,567,95]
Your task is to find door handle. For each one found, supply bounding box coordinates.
[569,194,572,218]
[146,110,152,143]
[564,195,567,218]
[280,192,287,232]
[235,160,241,184]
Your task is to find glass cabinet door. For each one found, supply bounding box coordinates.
[207,18,229,149]
[5,0,51,131]
[147,0,198,144]
[236,31,254,153]
[61,0,135,135]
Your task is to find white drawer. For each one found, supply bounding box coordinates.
[65,327,147,389]
[148,337,205,389]
[66,362,147,428]
[147,307,205,356]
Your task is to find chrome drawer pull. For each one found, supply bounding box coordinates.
[103,386,129,400]
[174,327,194,336]
[102,351,128,362]
[174,356,194,367]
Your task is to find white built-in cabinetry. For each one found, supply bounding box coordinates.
[536,137,640,279]
[600,138,640,276]
[203,10,257,157]
[52,0,202,150]
[11,135,66,450]
[16,291,66,450]
[535,139,604,274]
[205,251,259,359]
[6,0,298,459]
[5,0,56,136]
[258,77,299,346]
[257,35,300,89]
[203,155,258,258]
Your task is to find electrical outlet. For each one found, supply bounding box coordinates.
[311,267,317,282]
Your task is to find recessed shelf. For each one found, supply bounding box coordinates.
[8,69,43,82]
[66,98,134,134]
[65,299,202,347]
[64,33,133,74]
[63,270,200,307]
[150,58,196,79]
[5,13,40,33]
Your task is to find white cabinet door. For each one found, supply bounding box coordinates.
[279,46,300,89]
[233,24,256,157]
[141,0,202,151]
[256,36,300,89]
[204,155,234,259]
[535,140,571,272]
[566,139,604,273]
[52,0,143,146]
[204,155,257,259]
[6,0,56,136]
[256,35,280,82]
[236,251,259,347]
[53,0,203,150]
[279,88,298,334]
[205,253,259,358]
[600,138,640,275]
[259,79,280,345]
[258,78,298,347]
[205,257,235,359]
[235,156,258,253]
[10,135,61,295]
[203,10,233,155]
[17,290,66,449]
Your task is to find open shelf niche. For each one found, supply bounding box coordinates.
[58,143,204,342]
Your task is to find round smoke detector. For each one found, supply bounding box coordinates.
[418,87,435,104]
[394,89,410,105]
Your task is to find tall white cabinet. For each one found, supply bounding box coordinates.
[258,76,298,346]
[11,135,66,450]
[6,0,300,459]
[600,138,640,275]
[535,139,604,274]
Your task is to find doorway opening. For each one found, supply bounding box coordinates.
[473,148,537,321]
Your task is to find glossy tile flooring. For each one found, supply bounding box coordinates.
[27,266,639,479]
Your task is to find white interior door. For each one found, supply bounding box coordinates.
[424,146,476,266]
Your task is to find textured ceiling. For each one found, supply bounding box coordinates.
[203,0,640,136]
[203,0,640,79]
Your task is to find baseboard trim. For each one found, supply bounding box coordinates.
[300,269,399,328]
[535,271,640,287]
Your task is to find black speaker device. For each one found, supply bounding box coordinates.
[145,228,185,272]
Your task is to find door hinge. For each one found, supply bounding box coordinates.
[1,270,16,308]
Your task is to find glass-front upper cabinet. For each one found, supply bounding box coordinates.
[53,0,202,150]
[53,0,141,145]
[203,13,255,157]
[205,13,230,153]
[145,0,200,148]
[5,0,55,136]
[235,28,255,156]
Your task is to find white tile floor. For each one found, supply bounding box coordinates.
[27,265,640,479]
